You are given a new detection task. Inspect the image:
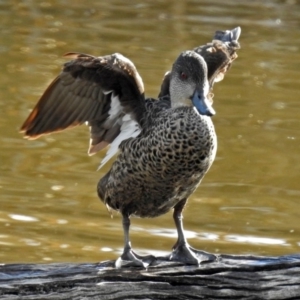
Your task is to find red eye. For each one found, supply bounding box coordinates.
[180,72,188,80]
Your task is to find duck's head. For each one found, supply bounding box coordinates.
[169,51,215,117]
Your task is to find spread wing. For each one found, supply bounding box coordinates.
[20,52,145,158]
[159,27,241,98]
[194,26,241,86]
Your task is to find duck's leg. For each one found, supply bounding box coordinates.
[115,213,155,268]
[170,198,217,264]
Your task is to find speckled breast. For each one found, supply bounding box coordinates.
[102,107,217,218]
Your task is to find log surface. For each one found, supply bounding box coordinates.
[1,254,300,299]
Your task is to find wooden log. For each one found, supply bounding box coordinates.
[1,254,300,299]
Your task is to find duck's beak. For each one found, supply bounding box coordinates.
[192,89,215,116]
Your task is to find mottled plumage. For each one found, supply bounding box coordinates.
[20,27,241,268]
[100,106,216,218]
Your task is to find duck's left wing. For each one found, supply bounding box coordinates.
[20,52,145,158]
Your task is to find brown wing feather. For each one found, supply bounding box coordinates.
[20,53,145,153]
[158,27,241,98]
[20,72,108,138]
[194,27,241,86]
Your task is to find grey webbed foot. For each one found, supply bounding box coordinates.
[169,243,217,265]
[116,214,155,268]
[169,199,217,265]
[115,248,156,268]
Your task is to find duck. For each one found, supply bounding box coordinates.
[20,27,241,268]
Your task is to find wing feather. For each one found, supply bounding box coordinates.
[158,27,241,98]
[20,53,146,153]
[194,27,241,86]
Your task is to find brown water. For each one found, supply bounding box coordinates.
[1,0,300,264]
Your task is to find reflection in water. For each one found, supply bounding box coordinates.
[225,235,287,246]
[1,0,300,263]
[9,214,39,222]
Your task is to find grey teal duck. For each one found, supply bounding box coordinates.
[20,27,241,268]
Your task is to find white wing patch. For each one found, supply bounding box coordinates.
[98,113,141,170]
[109,92,122,119]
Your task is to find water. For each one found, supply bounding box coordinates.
[1,0,300,263]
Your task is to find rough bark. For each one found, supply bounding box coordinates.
[1,254,300,299]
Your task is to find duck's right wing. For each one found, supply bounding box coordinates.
[20,52,145,159]
[194,26,241,86]
[158,27,241,98]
